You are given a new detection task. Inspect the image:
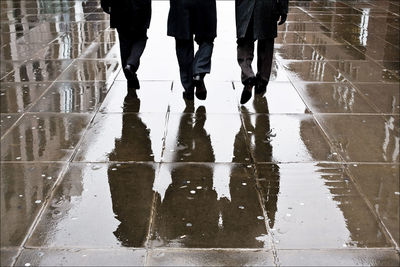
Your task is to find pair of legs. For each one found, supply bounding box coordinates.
[175,36,214,100]
[237,37,274,87]
[117,28,148,90]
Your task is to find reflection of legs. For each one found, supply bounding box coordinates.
[176,38,194,93]
[256,38,274,93]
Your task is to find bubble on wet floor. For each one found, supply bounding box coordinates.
[247,165,252,168]
[187,197,194,200]
[190,190,196,194]
[395,192,400,195]
[238,206,245,209]
[245,158,250,161]
[196,186,202,190]
[180,185,187,189]
[47,176,52,180]
[31,127,36,130]
[35,200,42,204]
[6,115,11,119]
[150,154,154,157]
[19,136,23,139]
[286,213,291,217]
[19,195,23,198]
[24,263,31,267]
[257,216,264,220]
[116,164,121,167]
[353,164,358,167]
[300,202,305,206]
[186,181,191,184]
[180,235,187,239]
[242,182,247,186]
[71,217,78,220]
[91,165,101,170]
[186,223,192,227]
[16,157,21,160]
[111,168,117,171]
[41,174,46,177]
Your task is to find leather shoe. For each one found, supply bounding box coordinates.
[125,65,140,89]
[255,77,268,94]
[193,75,207,100]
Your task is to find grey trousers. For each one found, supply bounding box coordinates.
[176,37,214,92]
[118,29,147,76]
[237,37,275,85]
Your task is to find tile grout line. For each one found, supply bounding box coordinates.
[144,81,173,265]
[233,81,280,267]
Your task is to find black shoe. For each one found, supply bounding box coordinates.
[127,76,140,90]
[193,75,207,100]
[126,87,138,98]
[240,78,256,104]
[255,76,268,94]
[125,65,140,89]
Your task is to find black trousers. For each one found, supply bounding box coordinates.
[237,16,274,85]
[175,37,214,92]
[117,28,148,79]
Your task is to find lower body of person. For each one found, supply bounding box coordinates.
[175,36,214,100]
[117,28,148,97]
[237,17,274,104]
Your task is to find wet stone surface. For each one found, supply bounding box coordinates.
[1,0,399,266]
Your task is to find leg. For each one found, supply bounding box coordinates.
[126,37,148,73]
[256,38,274,93]
[237,38,256,85]
[117,29,133,70]
[193,37,214,76]
[175,38,195,94]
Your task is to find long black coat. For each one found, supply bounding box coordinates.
[235,0,288,40]
[101,0,151,33]
[167,0,217,41]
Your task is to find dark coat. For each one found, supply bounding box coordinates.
[235,0,288,40]
[167,0,217,41]
[101,0,151,33]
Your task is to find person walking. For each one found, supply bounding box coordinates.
[168,0,217,100]
[101,0,151,97]
[236,0,288,104]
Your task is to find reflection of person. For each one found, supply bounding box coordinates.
[168,0,217,100]
[107,97,155,246]
[101,0,151,95]
[238,96,280,228]
[236,0,288,104]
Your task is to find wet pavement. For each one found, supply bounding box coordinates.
[0,0,399,266]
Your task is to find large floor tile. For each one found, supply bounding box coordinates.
[354,83,399,114]
[169,82,239,114]
[0,163,65,246]
[0,82,51,113]
[0,113,21,137]
[280,60,346,83]
[294,82,376,113]
[27,163,157,248]
[99,81,172,113]
[256,163,392,248]
[243,114,336,163]
[316,115,399,162]
[1,113,91,161]
[0,59,73,83]
[57,59,120,83]
[73,113,166,162]
[330,61,400,83]
[15,248,146,266]
[30,82,108,113]
[348,164,399,245]
[0,248,20,267]
[162,113,251,163]
[234,82,307,114]
[150,163,269,248]
[277,249,399,266]
[147,249,275,266]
